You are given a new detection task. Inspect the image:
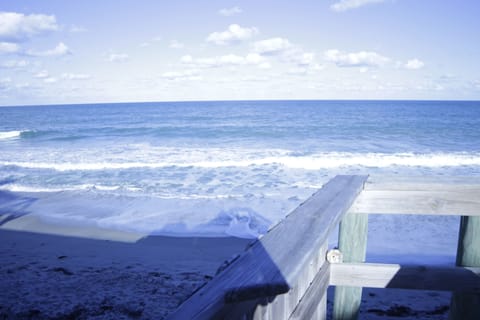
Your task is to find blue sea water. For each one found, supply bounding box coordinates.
[1,100,479,241]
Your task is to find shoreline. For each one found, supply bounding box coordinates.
[0,181,462,319]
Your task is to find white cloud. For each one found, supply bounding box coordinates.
[34,70,49,78]
[253,37,292,55]
[331,0,386,12]
[61,73,91,80]
[180,55,216,68]
[472,80,480,90]
[180,53,267,68]
[287,67,309,75]
[219,54,246,65]
[43,77,57,83]
[28,42,71,57]
[0,42,19,53]
[107,53,129,62]
[239,75,271,82]
[245,53,265,65]
[169,40,184,49]
[161,69,202,81]
[287,62,324,76]
[1,59,28,68]
[0,78,12,92]
[285,51,315,66]
[0,12,58,41]
[252,38,317,68]
[258,62,272,69]
[15,82,30,89]
[404,58,424,70]
[180,55,193,64]
[218,6,243,16]
[206,24,258,45]
[324,49,389,67]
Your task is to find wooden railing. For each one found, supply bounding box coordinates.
[332,179,480,320]
[168,175,480,320]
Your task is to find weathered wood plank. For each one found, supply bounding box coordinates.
[168,175,367,320]
[350,189,480,216]
[249,242,329,320]
[330,263,480,293]
[364,181,480,192]
[313,292,327,320]
[288,261,330,320]
[333,213,368,320]
[449,215,480,319]
[455,216,480,267]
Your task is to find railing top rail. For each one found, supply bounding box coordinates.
[168,175,368,319]
[350,181,480,216]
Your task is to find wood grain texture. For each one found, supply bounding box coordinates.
[288,261,330,320]
[330,263,480,293]
[333,213,368,320]
[449,215,480,319]
[168,175,367,320]
[249,242,329,320]
[350,189,480,216]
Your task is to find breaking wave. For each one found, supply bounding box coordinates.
[2,152,480,171]
[0,130,24,140]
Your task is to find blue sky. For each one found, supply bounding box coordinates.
[1,0,479,105]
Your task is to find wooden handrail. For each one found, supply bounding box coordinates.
[349,184,480,216]
[167,176,480,320]
[168,175,367,319]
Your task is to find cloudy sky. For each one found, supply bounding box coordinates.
[1,0,479,106]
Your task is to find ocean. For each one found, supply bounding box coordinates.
[1,100,480,250]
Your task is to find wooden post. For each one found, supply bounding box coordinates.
[449,216,480,320]
[333,212,368,320]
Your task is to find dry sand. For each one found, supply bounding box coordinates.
[0,215,251,319]
[0,215,452,319]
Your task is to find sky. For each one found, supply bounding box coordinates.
[0,0,479,106]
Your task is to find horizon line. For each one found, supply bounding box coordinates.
[1,98,479,108]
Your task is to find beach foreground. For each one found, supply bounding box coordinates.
[1,215,452,320]
[0,216,251,319]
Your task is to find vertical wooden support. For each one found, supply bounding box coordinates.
[333,213,368,320]
[449,216,480,320]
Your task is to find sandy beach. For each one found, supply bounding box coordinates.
[0,215,252,319]
[1,213,454,320]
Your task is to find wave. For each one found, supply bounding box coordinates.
[0,130,53,140]
[0,183,248,200]
[0,184,122,193]
[0,130,24,140]
[2,152,480,171]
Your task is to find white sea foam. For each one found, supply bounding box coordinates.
[0,184,66,193]
[0,130,23,140]
[0,183,248,201]
[0,190,287,239]
[0,183,122,193]
[2,152,480,171]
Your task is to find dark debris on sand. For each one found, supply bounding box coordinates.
[367,304,450,318]
[0,264,210,320]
